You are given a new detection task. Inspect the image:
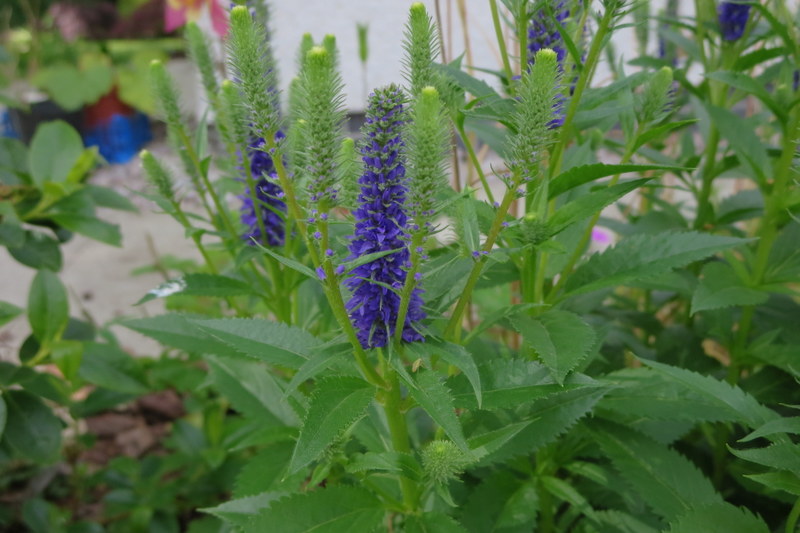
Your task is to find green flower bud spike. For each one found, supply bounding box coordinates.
[509,48,561,191]
[406,86,450,232]
[300,45,346,210]
[637,66,674,126]
[140,150,174,200]
[185,22,218,106]
[227,5,280,140]
[403,2,441,97]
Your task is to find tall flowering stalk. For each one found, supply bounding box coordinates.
[718,2,752,41]
[345,86,424,349]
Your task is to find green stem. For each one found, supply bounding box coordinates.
[489,0,514,88]
[176,127,238,241]
[787,496,800,533]
[380,360,418,511]
[548,3,615,180]
[455,122,495,203]
[394,232,425,345]
[730,108,800,379]
[445,184,517,341]
[268,140,385,388]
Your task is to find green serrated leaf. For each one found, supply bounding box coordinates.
[564,231,747,298]
[665,502,769,533]
[207,355,299,426]
[408,341,482,408]
[744,471,800,497]
[121,313,244,358]
[729,443,800,475]
[257,245,317,279]
[548,164,681,199]
[641,359,779,430]
[450,359,597,411]
[475,387,607,466]
[706,71,784,121]
[691,262,767,314]
[137,274,256,304]
[201,491,289,527]
[234,442,301,497]
[588,420,721,519]
[246,486,384,533]
[193,317,320,369]
[598,368,748,424]
[703,104,770,182]
[403,368,470,453]
[740,417,800,443]
[406,512,468,533]
[289,377,376,474]
[547,179,652,238]
[512,310,596,384]
[633,119,699,151]
[346,451,423,481]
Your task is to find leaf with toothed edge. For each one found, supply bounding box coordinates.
[587,419,721,519]
[665,502,770,533]
[192,317,320,369]
[473,386,607,467]
[288,377,376,474]
[245,486,384,533]
[400,368,470,454]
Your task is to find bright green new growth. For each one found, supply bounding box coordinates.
[217,79,250,155]
[508,48,561,185]
[140,150,174,200]
[149,60,197,186]
[297,33,314,69]
[638,66,674,125]
[422,440,470,484]
[357,23,369,64]
[406,86,450,225]
[322,34,340,68]
[300,45,346,207]
[149,60,183,129]
[227,5,280,139]
[185,22,218,104]
[402,2,441,96]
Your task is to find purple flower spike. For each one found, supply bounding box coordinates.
[527,1,572,129]
[239,136,286,247]
[345,85,425,349]
[718,2,751,41]
[528,0,570,66]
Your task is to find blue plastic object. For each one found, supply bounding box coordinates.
[83,112,152,164]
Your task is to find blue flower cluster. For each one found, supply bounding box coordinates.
[718,2,751,41]
[527,1,571,129]
[239,137,286,247]
[345,86,425,348]
[528,0,570,66]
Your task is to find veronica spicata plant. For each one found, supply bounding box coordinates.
[124,1,800,532]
